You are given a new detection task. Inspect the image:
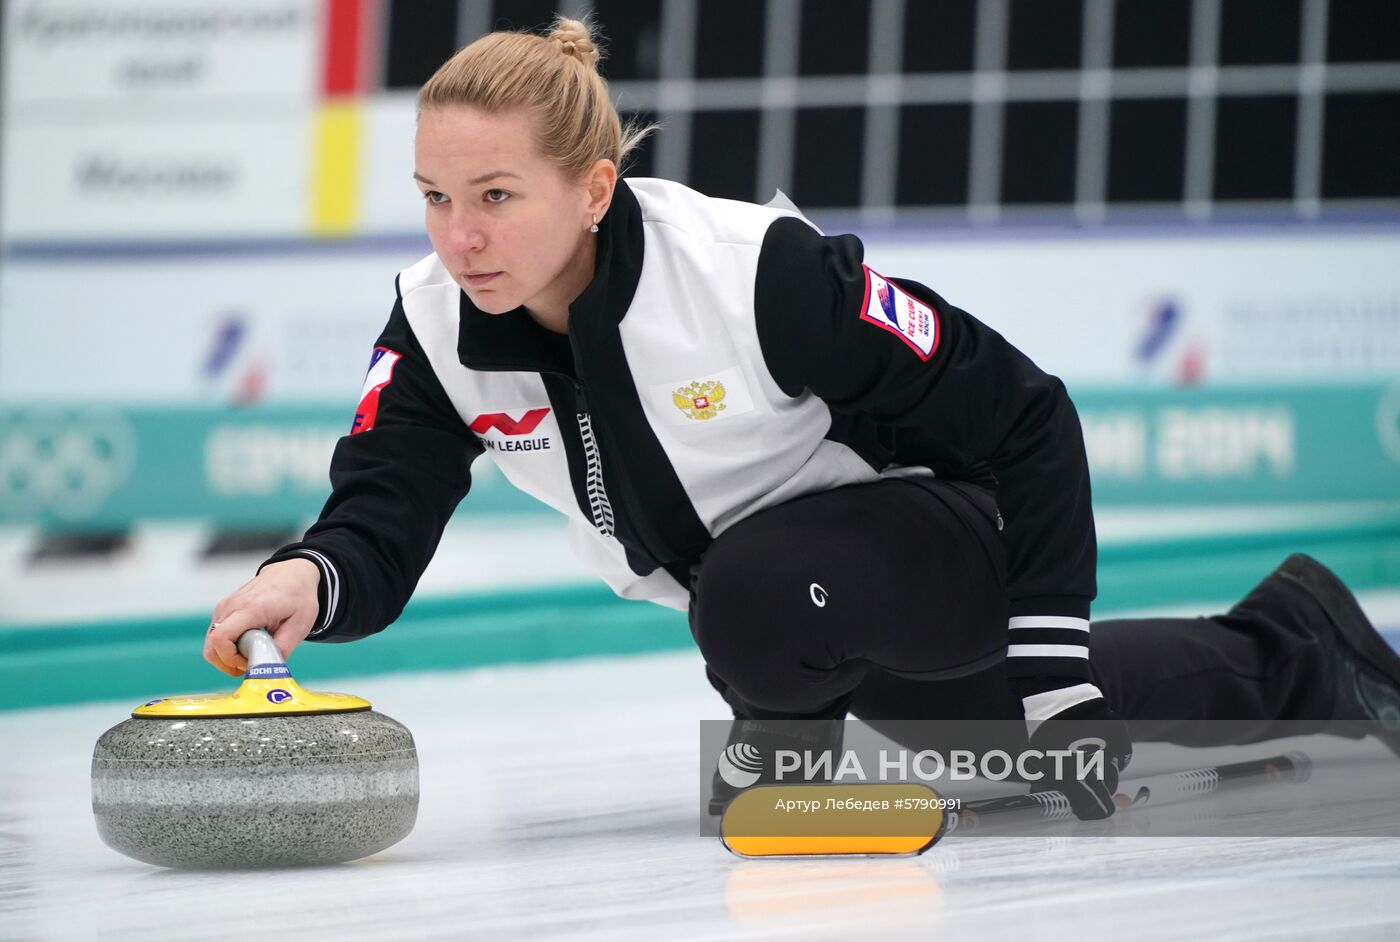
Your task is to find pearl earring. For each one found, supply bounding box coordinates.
[589,216,599,234]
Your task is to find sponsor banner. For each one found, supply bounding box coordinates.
[0,248,421,404]
[1074,384,1400,503]
[0,405,545,527]
[864,229,1400,385]
[1,385,1398,527]
[4,233,1397,404]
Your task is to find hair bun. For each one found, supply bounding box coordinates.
[548,18,600,68]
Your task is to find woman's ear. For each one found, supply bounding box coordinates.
[585,158,618,221]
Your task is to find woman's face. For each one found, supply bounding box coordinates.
[414,106,599,317]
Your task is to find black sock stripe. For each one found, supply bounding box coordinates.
[1007,627,1093,647]
[1005,657,1093,681]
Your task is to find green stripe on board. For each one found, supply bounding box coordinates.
[3,529,1398,712]
[0,585,693,712]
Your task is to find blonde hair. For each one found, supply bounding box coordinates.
[418,15,655,179]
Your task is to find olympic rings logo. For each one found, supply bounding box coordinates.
[0,410,137,520]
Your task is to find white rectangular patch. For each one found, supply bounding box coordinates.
[859,267,940,361]
[647,365,755,427]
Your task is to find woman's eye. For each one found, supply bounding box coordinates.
[485,189,510,204]
[423,190,448,205]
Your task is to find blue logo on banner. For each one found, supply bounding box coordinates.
[1134,299,1180,364]
[201,314,247,380]
[266,689,293,704]
[245,663,291,679]
[142,698,166,707]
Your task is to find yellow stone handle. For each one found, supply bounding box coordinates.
[130,628,372,718]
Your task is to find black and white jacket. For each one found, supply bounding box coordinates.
[267,178,1101,724]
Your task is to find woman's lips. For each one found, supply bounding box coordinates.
[463,271,501,286]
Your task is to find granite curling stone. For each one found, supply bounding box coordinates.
[91,629,418,869]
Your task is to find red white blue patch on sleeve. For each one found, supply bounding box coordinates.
[351,347,401,434]
[858,266,940,361]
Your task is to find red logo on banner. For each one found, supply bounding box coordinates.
[469,408,551,436]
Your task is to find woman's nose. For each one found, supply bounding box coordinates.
[447,215,485,254]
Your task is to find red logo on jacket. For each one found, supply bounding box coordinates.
[469,408,551,436]
[351,347,401,434]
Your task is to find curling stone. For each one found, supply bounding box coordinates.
[91,628,418,868]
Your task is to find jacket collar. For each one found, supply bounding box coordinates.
[456,178,645,372]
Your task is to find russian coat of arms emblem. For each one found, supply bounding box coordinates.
[672,380,727,421]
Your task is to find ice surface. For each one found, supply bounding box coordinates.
[4,618,1400,941]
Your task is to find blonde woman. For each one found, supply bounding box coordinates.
[206,17,1400,819]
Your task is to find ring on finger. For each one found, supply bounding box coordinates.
[207,621,221,634]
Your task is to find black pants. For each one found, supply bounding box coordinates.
[689,477,1346,746]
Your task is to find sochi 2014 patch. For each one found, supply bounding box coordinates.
[351,346,401,434]
[859,267,940,361]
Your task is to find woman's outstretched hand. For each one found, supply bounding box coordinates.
[203,558,321,677]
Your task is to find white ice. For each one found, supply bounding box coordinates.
[4,592,1400,941]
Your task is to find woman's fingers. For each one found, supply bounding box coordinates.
[270,608,317,661]
[204,559,321,676]
[203,609,264,677]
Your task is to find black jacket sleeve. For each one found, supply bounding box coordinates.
[261,283,483,641]
[754,217,1099,702]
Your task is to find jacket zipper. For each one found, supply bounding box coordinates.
[573,384,615,537]
[471,356,618,540]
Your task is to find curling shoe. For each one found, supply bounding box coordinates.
[1272,554,1400,756]
[708,718,844,816]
